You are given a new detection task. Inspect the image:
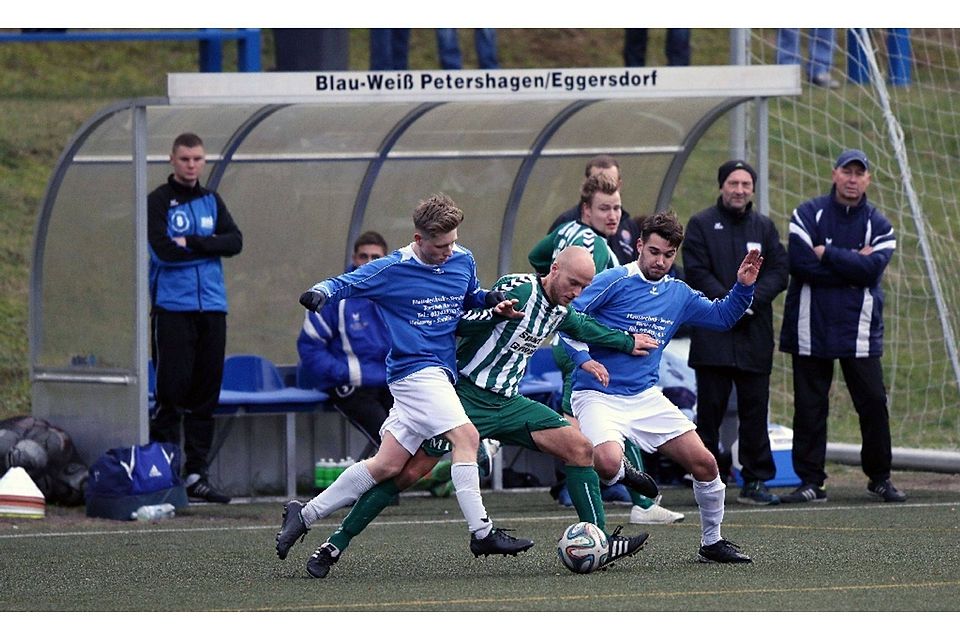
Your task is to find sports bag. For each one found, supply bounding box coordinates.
[86,442,182,497]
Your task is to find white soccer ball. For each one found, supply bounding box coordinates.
[557,521,608,574]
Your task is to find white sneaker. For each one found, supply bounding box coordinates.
[629,495,684,524]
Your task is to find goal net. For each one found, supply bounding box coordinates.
[747,28,960,452]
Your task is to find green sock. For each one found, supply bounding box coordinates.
[328,479,400,552]
[624,439,655,509]
[564,464,606,533]
[409,459,452,491]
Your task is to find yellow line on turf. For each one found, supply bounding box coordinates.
[245,579,960,611]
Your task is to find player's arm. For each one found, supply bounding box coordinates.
[184,193,243,257]
[559,309,656,356]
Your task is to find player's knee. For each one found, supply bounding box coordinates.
[593,445,621,479]
[446,423,480,451]
[564,432,594,466]
[689,450,720,481]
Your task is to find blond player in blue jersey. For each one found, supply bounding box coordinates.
[288,194,533,569]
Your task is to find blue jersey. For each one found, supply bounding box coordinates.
[308,243,488,384]
[563,262,754,396]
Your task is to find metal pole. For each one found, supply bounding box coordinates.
[133,105,150,444]
[729,29,748,160]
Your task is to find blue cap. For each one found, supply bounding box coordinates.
[835,149,869,170]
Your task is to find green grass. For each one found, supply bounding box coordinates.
[1,465,959,612]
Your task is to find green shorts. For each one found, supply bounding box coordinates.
[552,341,576,416]
[421,378,570,456]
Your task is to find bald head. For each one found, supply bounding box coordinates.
[542,246,597,307]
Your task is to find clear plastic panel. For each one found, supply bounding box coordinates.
[214,159,371,364]
[238,103,421,155]
[393,101,570,153]
[545,97,722,150]
[359,157,522,287]
[76,105,265,158]
[38,164,136,370]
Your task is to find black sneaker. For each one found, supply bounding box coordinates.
[599,526,649,569]
[470,527,535,557]
[621,458,659,499]
[185,474,231,504]
[275,500,309,560]
[867,479,907,503]
[738,481,781,505]
[697,539,752,564]
[779,483,827,503]
[306,542,340,579]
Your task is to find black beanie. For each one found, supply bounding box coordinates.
[717,160,757,188]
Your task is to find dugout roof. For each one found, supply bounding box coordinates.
[29,65,799,457]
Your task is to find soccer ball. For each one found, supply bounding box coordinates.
[557,521,608,574]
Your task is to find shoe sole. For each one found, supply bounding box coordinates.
[275,501,306,560]
[696,553,753,564]
[779,496,827,504]
[599,532,649,570]
[736,496,781,506]
[630,514,684,524]
[867,490,907,503]
[471,540,535,558]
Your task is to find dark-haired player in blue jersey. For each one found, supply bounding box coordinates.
[562,210,764,564]
[281,193,533,577]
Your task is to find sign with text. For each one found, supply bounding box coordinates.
[168,66,800,104]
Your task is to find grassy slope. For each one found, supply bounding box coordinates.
[0,28,730,417]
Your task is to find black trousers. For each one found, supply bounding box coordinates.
[329,385,393,449]
[790,355,892,486]
[694,366,776,483]
[150,312,226,476]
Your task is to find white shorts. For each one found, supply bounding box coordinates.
[381,367,470,455]
[571,386,695,453]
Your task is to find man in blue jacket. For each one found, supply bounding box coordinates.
[148,132,242,504]
[778,149,906,504]
[297,230,392,451]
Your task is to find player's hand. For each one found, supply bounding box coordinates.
[580,360,610,387]
[736,248,764,286]
[630,333,659,356]
[492,297,524,319]
[299,289,327,312]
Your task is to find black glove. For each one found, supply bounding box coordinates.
[299,289,327,312]
[484,290,506,308]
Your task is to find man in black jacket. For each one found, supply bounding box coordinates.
[682,160,789,505]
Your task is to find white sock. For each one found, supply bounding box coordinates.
[300,461,376,527]
[693,475,726,546]
[451,462,493,538]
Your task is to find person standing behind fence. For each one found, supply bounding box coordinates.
[148,132,242,504]
[778,149,906,504]
[683,160,789,506]
[297,231,392,451]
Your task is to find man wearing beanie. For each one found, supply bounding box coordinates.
[682,160,789,505]
[778,150,906,504]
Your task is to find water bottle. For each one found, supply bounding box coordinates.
[131,503,176,521]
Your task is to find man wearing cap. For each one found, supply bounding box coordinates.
[778,149,906,504]
[683,160,789,506]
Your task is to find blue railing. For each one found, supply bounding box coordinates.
[0,28,261,72]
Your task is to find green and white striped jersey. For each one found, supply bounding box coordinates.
[527,220,618,275]
[456,273,633,397]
